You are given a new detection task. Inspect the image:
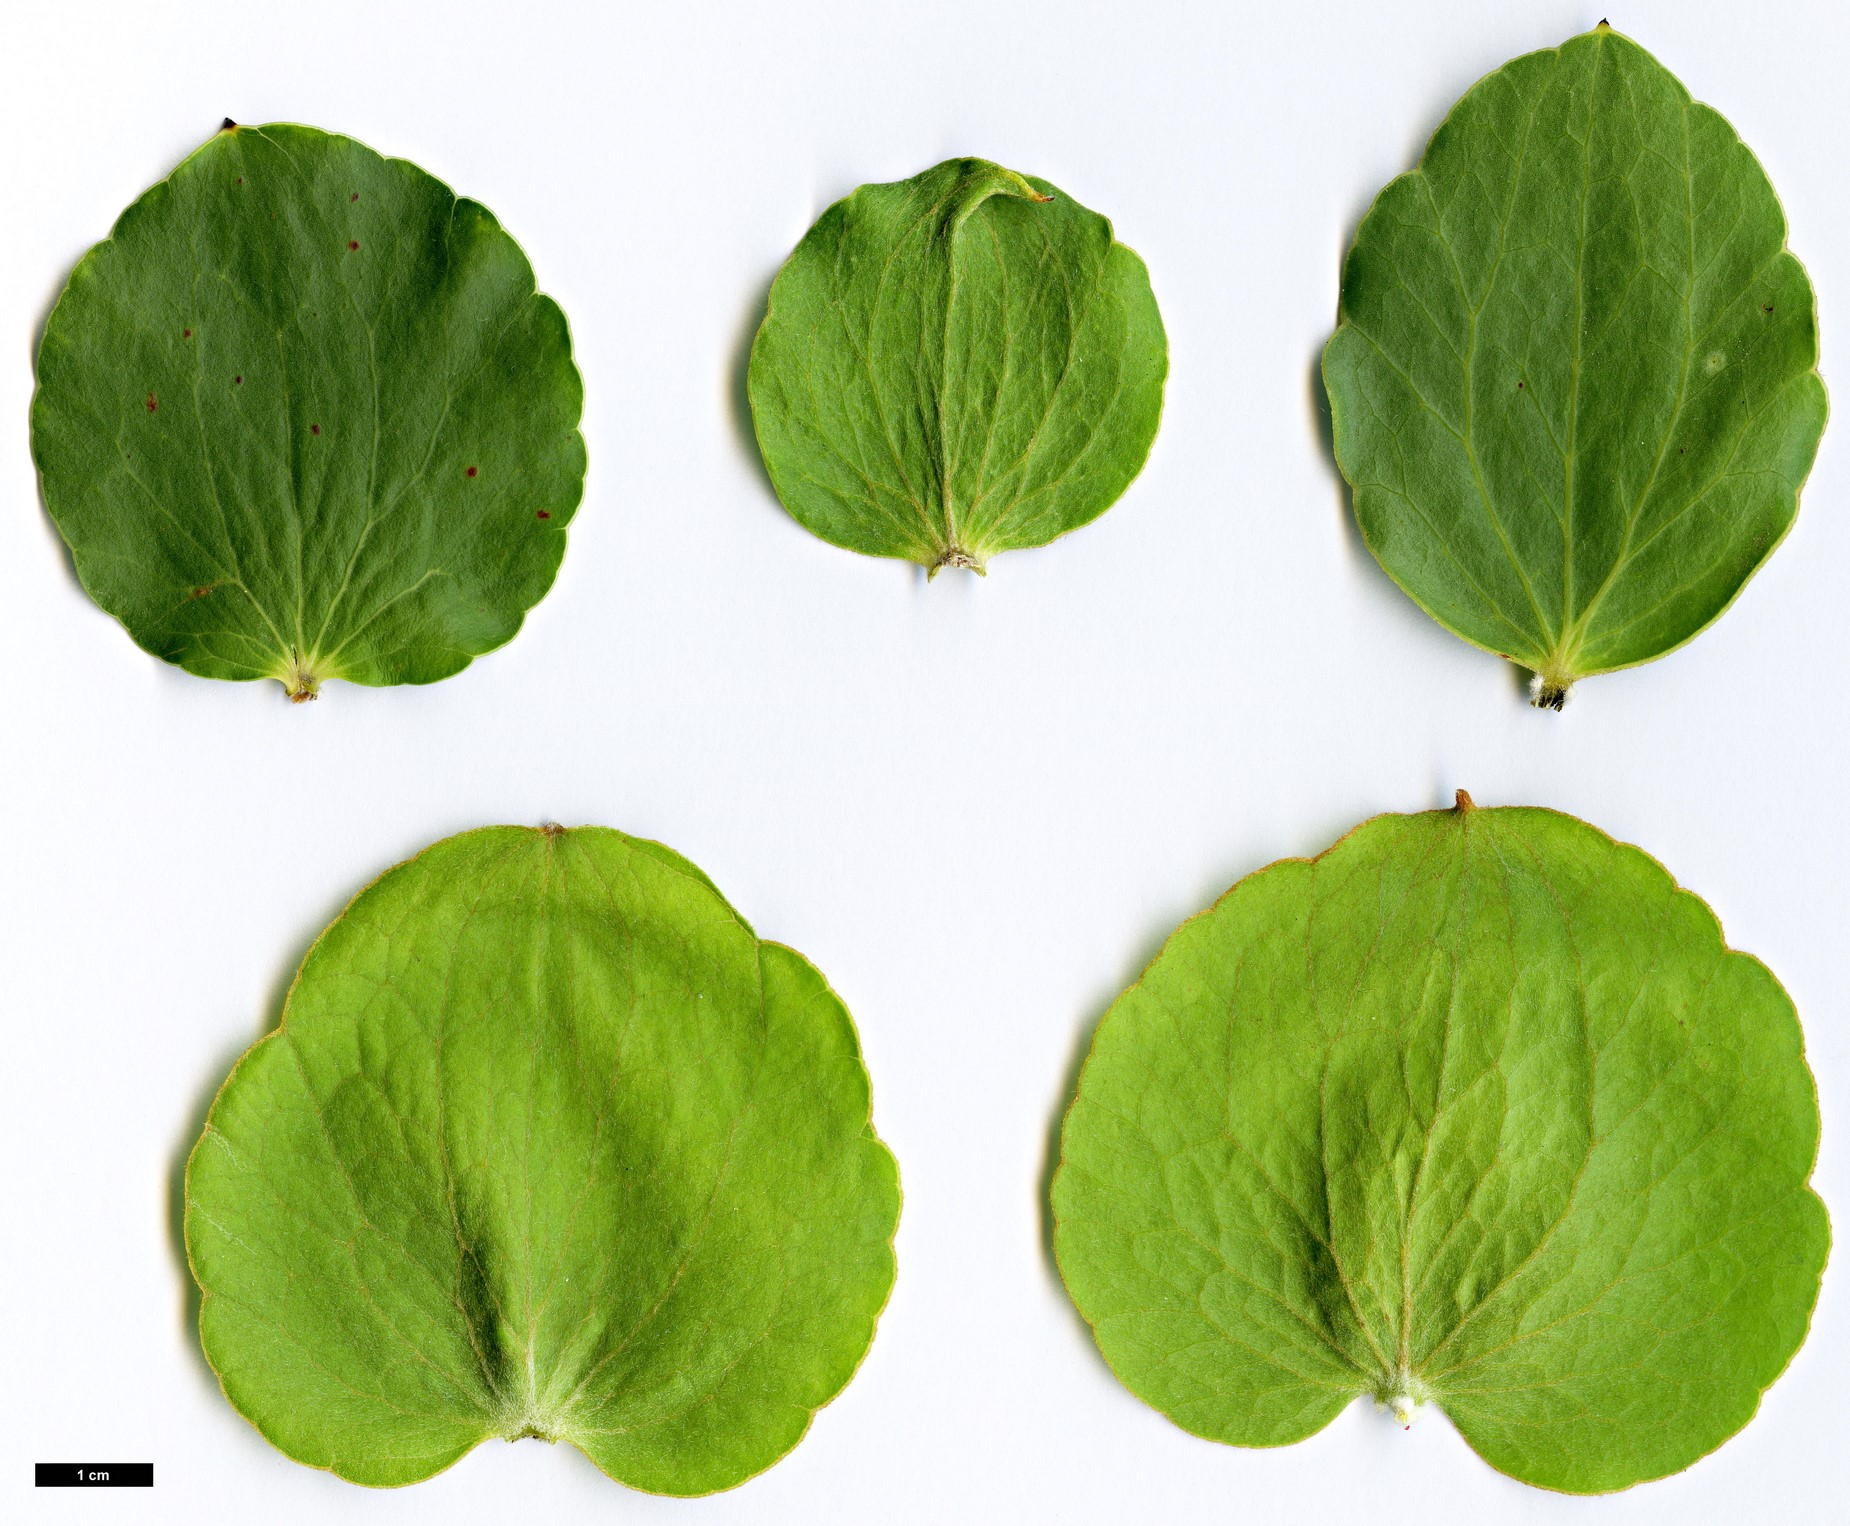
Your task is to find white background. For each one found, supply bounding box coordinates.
[2,0,1845,1521]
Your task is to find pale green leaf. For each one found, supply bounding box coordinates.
[185,826,899,1493]
[32,123,585,701]
[1323,28,1826,706]
[748,157,1167,574]
[1053,795,1826,1493]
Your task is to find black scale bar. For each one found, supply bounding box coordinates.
[35,1463,153,1487]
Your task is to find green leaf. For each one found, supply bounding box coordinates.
[1322,27,1826,707]
[184,826,899,1493]
[1053,794,1826,1493]
[747,157,1167,575]
[32,123,585,701]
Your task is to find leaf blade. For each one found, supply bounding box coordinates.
[1323,29,1826,699]
[1052,801,1827,1492]
[748,157,1166,571]
[32,123,585,699]
[185,826,899,1493]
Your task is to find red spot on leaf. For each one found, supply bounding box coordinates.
[183,327,192,339]
[348,240,360,252]
[537,510,550,519]
[310,423,320,435]
[192,586,212,599]
[234,375,243,385]
[146,393,157,412]
[351,192,359,202]
[466,466,478,478]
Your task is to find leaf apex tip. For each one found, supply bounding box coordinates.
[1453,788,1475,813]
[220,117,238,133]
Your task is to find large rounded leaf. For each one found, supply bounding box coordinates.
[1053,795,1826,1493]
[32,123,585,701]
[1323,28,1826,706]
[748,157,1167,574]
[184,826,899,1492]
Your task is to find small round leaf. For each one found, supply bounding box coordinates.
[748,158,1167,575]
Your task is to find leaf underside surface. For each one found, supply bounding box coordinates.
[1322,27,1826,705]
[185,826,899,1493]
[748,157,1167,574]
[32,123,585,700]
[1053,799,1827,1493]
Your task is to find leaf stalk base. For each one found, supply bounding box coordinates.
[928,546,988,578]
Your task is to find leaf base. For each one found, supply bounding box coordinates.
[1529,673,1573,711]
[927,545,988,579]
[1372,1368,1432,1430]
[283,664,321,704]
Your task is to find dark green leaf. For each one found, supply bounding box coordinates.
[32,123,585,700]
[1323,28,1826,705]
